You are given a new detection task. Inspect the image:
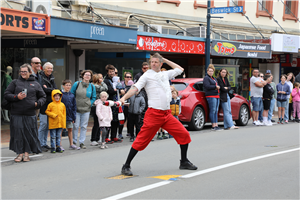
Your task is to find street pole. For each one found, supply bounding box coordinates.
[205,0,211,74]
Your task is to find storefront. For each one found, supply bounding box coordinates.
[0,8,63,82]
[135,32,206,78]
[210,40,272,99]
[86,32,206,80]
[50,17,137,81]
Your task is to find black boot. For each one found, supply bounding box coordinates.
[179,159,198,170]
[121,165,133,176]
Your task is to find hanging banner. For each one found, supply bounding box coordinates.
[211,40,271,59]
[136,35,205,54]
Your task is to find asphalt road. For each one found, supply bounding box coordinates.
[1,122,299,199]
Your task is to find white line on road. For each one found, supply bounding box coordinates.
[102,181,172,200]
[1,154,43,163]
[102,147,300,200]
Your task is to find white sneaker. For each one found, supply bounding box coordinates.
[266,121,273,126]
[90,141,98,146]
[262,121,268,126]
[255,121,262,126]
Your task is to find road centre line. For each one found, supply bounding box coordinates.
[102,147,300,200]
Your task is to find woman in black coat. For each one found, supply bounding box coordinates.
[216,68,239,130]
[203,64,222,131]
[4,64,46,162]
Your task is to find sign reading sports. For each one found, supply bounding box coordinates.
[0,7,50,35]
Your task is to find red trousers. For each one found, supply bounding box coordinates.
[132,108,191,151]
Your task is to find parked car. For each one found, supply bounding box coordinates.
[172,78,251,131]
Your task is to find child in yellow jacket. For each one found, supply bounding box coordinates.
[45,89,66,153]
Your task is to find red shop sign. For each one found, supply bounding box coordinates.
[136,35,205,54]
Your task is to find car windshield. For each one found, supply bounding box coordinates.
[172,82,188,91]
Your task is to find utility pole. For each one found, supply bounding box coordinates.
[205,0,211,73]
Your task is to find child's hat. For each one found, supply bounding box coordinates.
[127,80,134,86]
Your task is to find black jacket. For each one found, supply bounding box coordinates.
[104,74,117,101]
[216,76,231,102]
[295,73,300,84]
[4,75,46,116]
[39,71,57,114]
[134,71,143,83]
[263,83,274,99]
[203,75,220,97]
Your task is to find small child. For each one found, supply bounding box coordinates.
[112,76,123,90]
[170,87,181,120]
[169,87,181,138]
[61,80,80,150]
[95,91,112,149]
[127,90,146,142]
[292,82,300,122]
[45,90,66,153]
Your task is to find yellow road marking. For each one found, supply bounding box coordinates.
[148,175,181,180]
[105,175,138,180]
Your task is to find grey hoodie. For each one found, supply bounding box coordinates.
[128,92,146,114]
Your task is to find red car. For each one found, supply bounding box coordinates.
[172,78,251,131]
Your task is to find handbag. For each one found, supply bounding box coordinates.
[61,129,68,137]
[1,98,11,110]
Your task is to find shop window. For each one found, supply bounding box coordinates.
[221,33,229,40]
[283,0,299,22]
[157,0,181,7]
[227,0,246,14]
[229,34,236,40]
[214,32,221,39]
[193,0,214,9]
[256,0,273,19]
[246,35,254,40]
[237,34,245,40]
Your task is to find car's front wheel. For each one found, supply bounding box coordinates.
[235,104,249,126]
[188,106,205,131]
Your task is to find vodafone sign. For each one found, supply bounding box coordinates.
[136,35,205,54]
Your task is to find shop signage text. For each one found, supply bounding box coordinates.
[136,35,205,54]
[51,17,137,45]
[90,25,104,38]
[211,40,271,59]
[271,33,299,53]
[0,7,50,35]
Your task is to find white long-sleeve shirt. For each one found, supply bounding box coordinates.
[134,68,182,110]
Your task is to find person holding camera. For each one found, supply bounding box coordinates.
[217,68,239,130]
[4,64,46,162]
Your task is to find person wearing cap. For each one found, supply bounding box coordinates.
[265,70,277,123]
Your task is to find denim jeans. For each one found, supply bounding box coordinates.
[268,98,276,121]
[73,112,90,144]
[221,94,234,129]
[207,97,219,123]
[50,128,62,148]
[38,114,49,147]
[284,99,289,121]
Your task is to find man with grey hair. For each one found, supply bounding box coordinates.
[38,62,57,152]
